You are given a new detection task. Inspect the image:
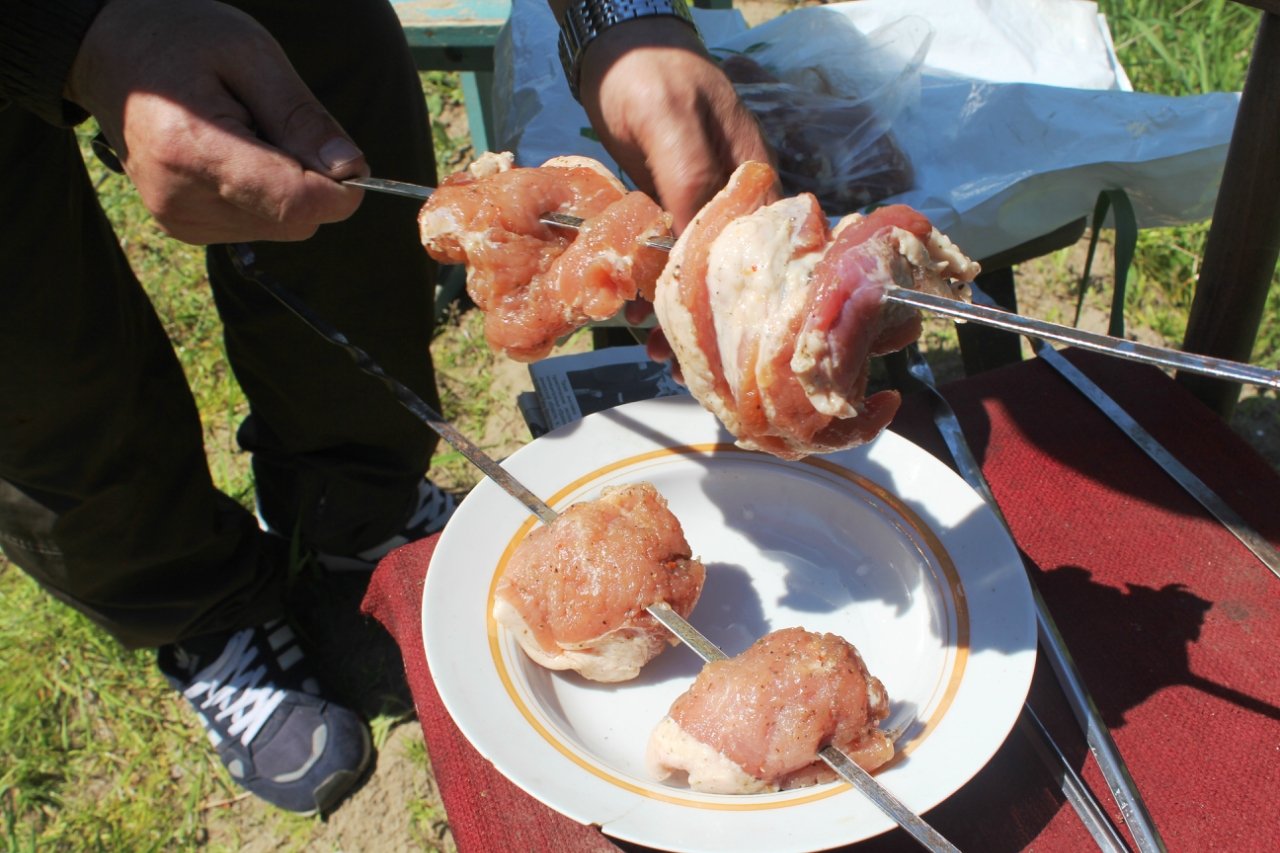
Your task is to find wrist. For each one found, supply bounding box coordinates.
[0,0,110,125]
[557,0,701,101]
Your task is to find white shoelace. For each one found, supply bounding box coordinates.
[183,628,286,748]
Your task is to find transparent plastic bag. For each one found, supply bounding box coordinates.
[714,9,933,214]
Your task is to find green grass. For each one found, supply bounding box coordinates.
[1070,1,1280,370]
[0,569,226,850]
[3,4,1278,847]
[1103,0,1259,94]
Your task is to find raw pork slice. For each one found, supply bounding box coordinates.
[493,482,705,682]
[653,160,980,460]
[647,627,893,793]
[419,152,672,361]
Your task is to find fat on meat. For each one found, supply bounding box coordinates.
[653,160,980,460]
[647,627,894,794]
[492,482,706,682]
[419,152,671,361]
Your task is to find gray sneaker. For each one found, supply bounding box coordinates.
[157,620,371,814]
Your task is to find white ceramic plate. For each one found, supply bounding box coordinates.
[423,396,1035,853]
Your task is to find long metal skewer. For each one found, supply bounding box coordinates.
[1030,340,1280,580]
[903,343,1163,853]
[231,242,959,853]
[894,287,1279,390]
[1019,706,1130,853]
[348,175,1280,392]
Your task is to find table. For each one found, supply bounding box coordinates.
[362,349,1280,851]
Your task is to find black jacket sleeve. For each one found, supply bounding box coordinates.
[0,0,108,126]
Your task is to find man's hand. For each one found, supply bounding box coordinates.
[576,17,777,233]
[575,16,777,369]
[66,0,368,244]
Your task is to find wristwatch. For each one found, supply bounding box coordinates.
[557,0,702,101]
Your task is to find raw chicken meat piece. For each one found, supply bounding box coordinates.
[647,627,894,794]
[654,160,980,460]
[493,482,705,682]
[419,152,671,361]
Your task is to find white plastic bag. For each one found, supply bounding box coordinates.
[714,10,932,212]
[492,0,1239,262]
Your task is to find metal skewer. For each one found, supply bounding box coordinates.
[1019,706,1130,853]
[903,342,1163,853]
[232,240,958,853]
[348,175,1280,392]
[343,175,436,200]
[1028,338,1280,580]
[895,287,1279,391]
[229,243,557,525]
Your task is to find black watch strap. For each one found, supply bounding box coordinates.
[557,0,701,101]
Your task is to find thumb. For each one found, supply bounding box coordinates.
[223,42,369,180]
[277,100,369,181]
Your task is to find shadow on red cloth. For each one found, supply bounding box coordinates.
[908,349,1280,545]
[1034,563,1278,727]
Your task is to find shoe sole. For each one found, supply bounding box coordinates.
[306,720,374,816]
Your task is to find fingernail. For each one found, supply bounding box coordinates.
[319,137,362,171]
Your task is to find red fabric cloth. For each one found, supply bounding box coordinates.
[362,350,1280,852]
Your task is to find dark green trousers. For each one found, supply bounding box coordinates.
[0,0,440,648]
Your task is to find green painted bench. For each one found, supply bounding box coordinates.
[390,0,512,153]
[391,0,734,155]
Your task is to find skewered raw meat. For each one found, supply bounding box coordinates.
[419,152,671,361]
[647,627,893,794]
[653,160,980,460]
[493,482,706,682]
